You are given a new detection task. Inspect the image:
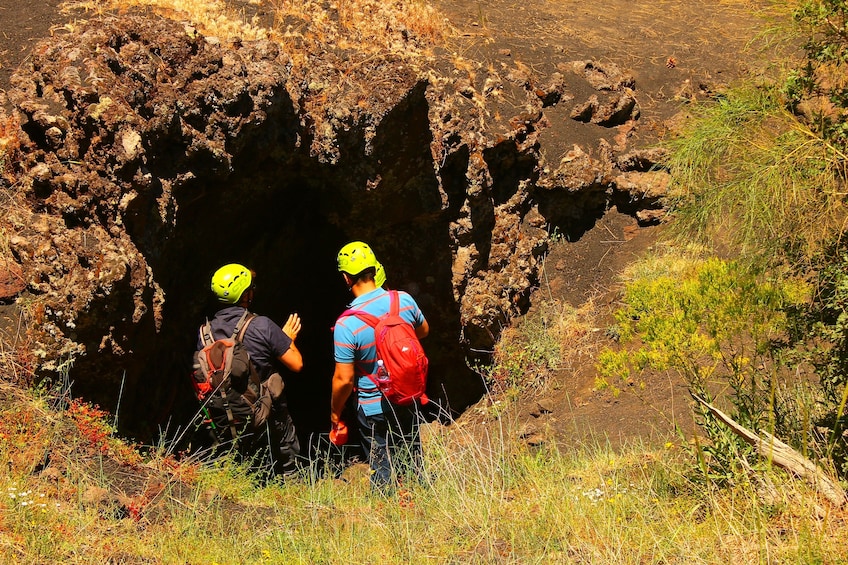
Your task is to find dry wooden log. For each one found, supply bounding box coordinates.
[693,394,847,507]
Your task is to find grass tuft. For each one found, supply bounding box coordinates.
[664,81,848,267]
[483,297,593,394]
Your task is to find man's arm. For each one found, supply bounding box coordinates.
[279,313,303,372]
[331,362,355,425]
[279,341,303,372]
[416,318,429,339]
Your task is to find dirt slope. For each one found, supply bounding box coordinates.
[433,0,768,448]
[0,1,67,92]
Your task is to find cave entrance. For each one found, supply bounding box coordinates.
[10,14,666,468]
[65,81,485,456]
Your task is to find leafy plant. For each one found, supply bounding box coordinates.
[597,250,811,480]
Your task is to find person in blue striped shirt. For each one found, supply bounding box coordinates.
[330,241,430,490]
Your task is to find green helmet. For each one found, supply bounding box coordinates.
[211,263,252,304]
[375,261,386,288]
[337,241,378,276]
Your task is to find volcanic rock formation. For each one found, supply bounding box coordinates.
[0,14,667,443]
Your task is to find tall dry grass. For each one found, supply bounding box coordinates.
[61,0,449,57]
[1,381,846,563]
[664,82,848,268]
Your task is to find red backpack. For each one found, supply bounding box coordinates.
[340,290,429,406]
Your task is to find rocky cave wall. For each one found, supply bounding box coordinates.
[0,14,669,445]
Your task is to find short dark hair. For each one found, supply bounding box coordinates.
[350,266,376,284]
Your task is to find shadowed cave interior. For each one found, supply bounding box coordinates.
[62,82,489,460]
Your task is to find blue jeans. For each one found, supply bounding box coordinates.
[358,399,423,491]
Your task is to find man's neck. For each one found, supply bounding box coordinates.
[350,281,377,298]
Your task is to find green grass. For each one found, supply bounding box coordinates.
[664,81,848,267]
[1,384,846,563]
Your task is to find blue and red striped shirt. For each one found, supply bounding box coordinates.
[333,288,426,416]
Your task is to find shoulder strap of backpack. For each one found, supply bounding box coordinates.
[231,310,255,342]
[199,319,215,348]
[337,290,400,328]
[338,309,381,328]
[199,310,255,346]
[388,290,400,316]
[233,312,261,394]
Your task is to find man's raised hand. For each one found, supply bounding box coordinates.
[282,313,301,340]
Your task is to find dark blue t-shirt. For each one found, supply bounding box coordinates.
[198,306,292,381]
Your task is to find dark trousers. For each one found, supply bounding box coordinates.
[208,396,300,479]
[264,399,301,476]
[358,399,424,491]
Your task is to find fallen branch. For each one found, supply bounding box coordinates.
[693,394,847,507]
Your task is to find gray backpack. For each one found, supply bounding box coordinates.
[192,311,272,439]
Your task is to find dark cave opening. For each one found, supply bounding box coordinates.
[65,81,485,458]
[161,185,481,457]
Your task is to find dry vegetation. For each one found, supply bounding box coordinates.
[61,0,449,60]
[1,379,847,563]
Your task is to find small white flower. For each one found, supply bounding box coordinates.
[581,487,605,502]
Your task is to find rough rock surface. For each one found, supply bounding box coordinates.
[1,11,672,440]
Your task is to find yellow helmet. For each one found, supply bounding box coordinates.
[375,261,386,288]
[211,263,252,304]
[337,241,378,276]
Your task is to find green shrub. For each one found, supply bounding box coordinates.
[598,250,811,480]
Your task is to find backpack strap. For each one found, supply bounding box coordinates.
[388,290,400,317]
[222,310,256,441]
[199,320,215,348]
[337,290,400,328]
[235,312,261,403]
[335,303,379,394]
[198,309,254,347]
[340,309,380,327]
[338,309,382,388]
[231,310,255,341]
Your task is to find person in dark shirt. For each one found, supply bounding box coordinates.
[201,263,303,477]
